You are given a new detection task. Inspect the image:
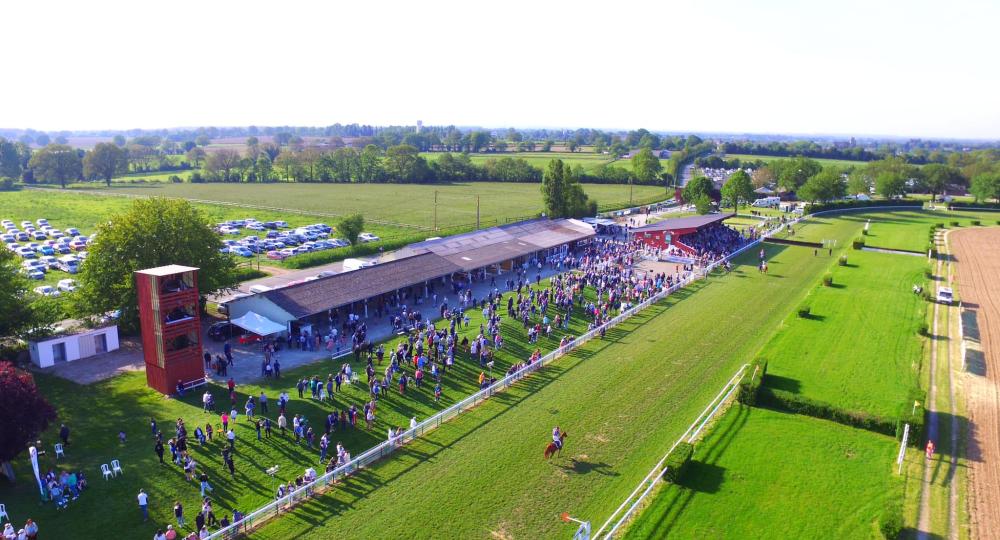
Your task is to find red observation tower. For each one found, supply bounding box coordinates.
[135,265,204,394]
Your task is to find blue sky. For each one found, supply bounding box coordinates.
[5,0,998,139]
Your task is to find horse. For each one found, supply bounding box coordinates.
[544,431,568,460]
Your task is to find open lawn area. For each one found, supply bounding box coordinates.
[860,209,997,252]
[761,249,926,418]
[0,274,606,538]
[625,406,900,539]
[66,182,668,230]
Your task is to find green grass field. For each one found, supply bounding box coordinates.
[626,406,899,539]
[760,249,926,418]
[237,219,867,539]
[0,274,608,538]
[860,209,994,252]
[66,182,667,230]
[420,151,657,173]
[723,153,869,169]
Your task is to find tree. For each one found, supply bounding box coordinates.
[541,160,596,218]
[683,176,714,204]
[751,166,776,189]
[797,168,846,204]
[876,172,907,199]
[775,157,822,192]
[34,133,50,146]
[246,136,259,148]
[0,137,22,178]
[194,135,211,147]
[631,147,663,184]
[204,149,241,181]
[0,249,56,340]
[920,163,963,202]
[28,144,81,188]
[336,214,365,245]
[185,147,206,169]
[721,170,755,210]
[847,168,874,196]
[83,143,128,187]
[0,362,57,478]
[72,199,236,331]
[693,194,713,215]
[112,134,127,147]
[384,145,432,182]
[970,173,1000,203]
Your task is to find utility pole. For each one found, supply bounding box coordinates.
[434,190,438,231]
[476,195,480,230]
[629,177,633,207]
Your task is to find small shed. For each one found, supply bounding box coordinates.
[29,325,120,368]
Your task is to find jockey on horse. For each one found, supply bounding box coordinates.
[544,427,566,460]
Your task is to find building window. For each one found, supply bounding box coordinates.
[94,333,107,354]
[52,342,67,363]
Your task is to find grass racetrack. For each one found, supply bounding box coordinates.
[761,249,927,418]
[248,224,862,539]
[625,406,900,539]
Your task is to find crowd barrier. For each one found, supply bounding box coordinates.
[204,223,783,539]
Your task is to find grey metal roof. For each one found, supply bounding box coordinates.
[632,213,734,233]
[260,252,461,319]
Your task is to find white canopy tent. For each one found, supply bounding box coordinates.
[230,311,286,336]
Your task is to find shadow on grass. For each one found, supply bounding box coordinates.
[557,458,619,477]
[761,374,801,394]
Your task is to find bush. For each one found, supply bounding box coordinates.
[189,171,205,183]
[861,228,868,236]
[169,175,183,183]
[971,220,981,226]
[0,177,16,191]
[284,237,417,269]
[949,220,960,227]
[852,237,865,250]
[233,266,268,282]
[737,359,768,405]
[797,304,811,318]
[921,288,933,302]
[838,255,847,266]
[662,442,694,483]
[758,387,897,436]
[896,389,926,446]
[917,321,929,336]
[879,501,904,539]
[822,273,833,286]
[996,220,1000,225]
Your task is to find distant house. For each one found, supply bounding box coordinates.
[625,148,671,159]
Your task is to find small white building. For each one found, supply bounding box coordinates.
[29,325,120,368]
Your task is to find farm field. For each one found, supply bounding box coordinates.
[67,182,668,230]
[625,406,900,539]
[245,219,866,539]
[0,272,610,538]
[722,153,869,169]
[760,249,926,418]
[420,150,656,172]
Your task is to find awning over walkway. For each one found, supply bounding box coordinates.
[230,311,286,336]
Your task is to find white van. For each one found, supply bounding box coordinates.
[752,196,781,208]
[342,258,376,272]
[249,284,273,294]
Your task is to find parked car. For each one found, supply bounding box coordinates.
[16,247,36,258]
[358,232,381,243]
[232,247,253,257]
[15,232,28,242]
[20,221,32,229]
[33,285,60,297]
[0,234,13,243]
[65,227,80,236]
[39,255,59,269]
[262,221,278,230]
[208,321,239,341]
[937,287,954,305]
[57,279,78,292]
[32,231,47,241]
[37,245,54,256]
[25,269,44,280]
[275,221,289,228]
[265,250,286,260]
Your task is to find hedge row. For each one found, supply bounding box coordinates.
[895,388,926,446]
[757,387,898,437]
[852,237,865,249]
[283,237,419,269]
[949,201,1000,211]
[737,359,768,405]
[805,199,923,215]
[662,442,694,483]
[879,500,904,539]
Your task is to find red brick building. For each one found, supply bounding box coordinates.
[630,213,734,254]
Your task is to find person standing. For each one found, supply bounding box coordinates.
[174,501,185,528]
[259,392,268,413]
[138,489,150,521]
[59,424,70,445]
[255,419,262,441]
[227,428,236,450]
[199,471,213,497]
[155,439,165,464]
[23,519,38,540]
[224,341,233,366]
[278,412,287,435]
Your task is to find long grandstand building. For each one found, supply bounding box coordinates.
[224,218,595,334]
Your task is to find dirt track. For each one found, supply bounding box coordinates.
[951,227,1000,539]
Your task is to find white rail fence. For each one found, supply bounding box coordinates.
[594,363,751,540]
[205,228,778,539]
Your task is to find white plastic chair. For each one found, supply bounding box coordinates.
[54,443,65,459]
[111,459,123,476]
[0,503,8,523]
[100,464,112,481]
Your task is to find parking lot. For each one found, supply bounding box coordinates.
[3,217,88,293]
[215,217,380,262]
